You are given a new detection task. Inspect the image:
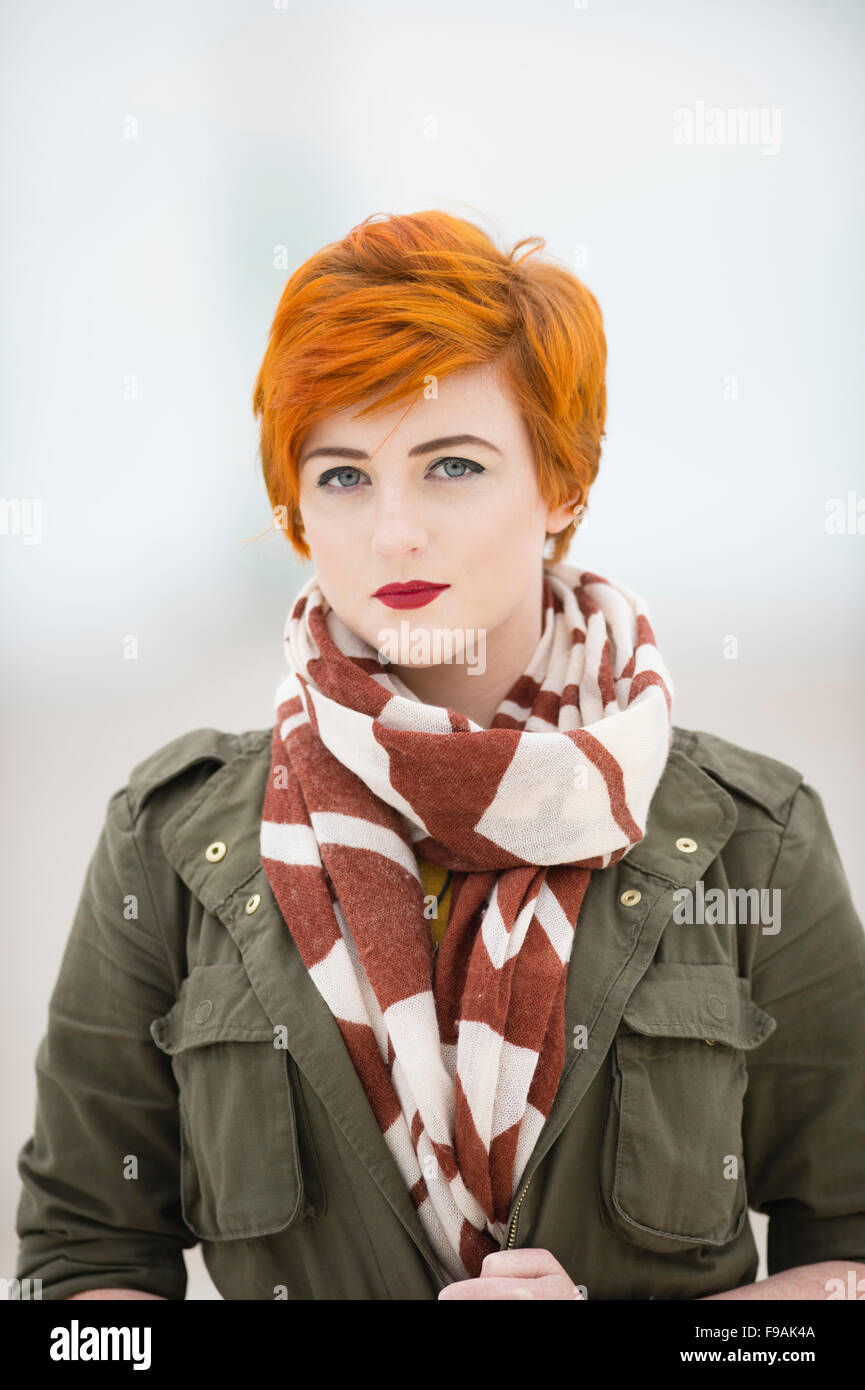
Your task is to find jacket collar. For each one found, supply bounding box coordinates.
[161,729,737,1288]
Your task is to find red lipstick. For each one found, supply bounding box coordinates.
[373,581,450,610]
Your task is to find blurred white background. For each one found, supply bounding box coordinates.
[2,0,863,1299]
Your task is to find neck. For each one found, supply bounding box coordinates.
[389,571,546,729]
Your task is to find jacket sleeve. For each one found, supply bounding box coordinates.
[742,779,865,1277]
[13,785,194,1300]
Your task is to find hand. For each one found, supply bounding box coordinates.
[437,1248,584,1300]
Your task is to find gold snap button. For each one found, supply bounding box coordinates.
[704,1039,716,1046]
[205,841,227,862]
[620,889,642,907]
[675,837,698,853]
[245,893,261,915]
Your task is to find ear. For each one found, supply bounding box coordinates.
[545,497,586,536]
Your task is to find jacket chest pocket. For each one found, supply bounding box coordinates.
[150,962,324,1242]
[598,963,776,1255]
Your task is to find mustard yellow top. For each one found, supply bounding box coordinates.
[417,856,454,959]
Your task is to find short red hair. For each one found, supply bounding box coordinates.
[252,209,607,565]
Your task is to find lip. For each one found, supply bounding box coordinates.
[372,581,450,610]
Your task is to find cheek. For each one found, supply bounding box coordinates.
[301,510,348,577]
[470,489,541,565]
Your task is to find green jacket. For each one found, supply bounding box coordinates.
[13,723,865,1300]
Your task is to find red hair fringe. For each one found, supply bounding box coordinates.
[251,209,607,565]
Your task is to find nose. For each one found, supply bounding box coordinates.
[370,478,429,558]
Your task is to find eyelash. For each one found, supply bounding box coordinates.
[314,457,486,491]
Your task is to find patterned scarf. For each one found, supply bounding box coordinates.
[260,561,674,1283]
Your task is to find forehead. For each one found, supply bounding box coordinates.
[299,362,522,455]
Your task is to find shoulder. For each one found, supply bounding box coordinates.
[670,723,804,829]
[123,722,808,828]
[124,725,272,824]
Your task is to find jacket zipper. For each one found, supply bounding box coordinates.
[507,1173,533,1248]
[506,1053,612,1250]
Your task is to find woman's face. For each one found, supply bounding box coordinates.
[294,361,576,668]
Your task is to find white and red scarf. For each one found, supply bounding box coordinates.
[260,561,674,1283]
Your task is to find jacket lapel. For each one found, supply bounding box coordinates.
[518,745,739,1222]
[160,732,737,1285]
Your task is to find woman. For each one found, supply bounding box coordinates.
[14,210,865,1301]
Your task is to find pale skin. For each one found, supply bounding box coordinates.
[293,359,580,731]
[68,364,862,1301]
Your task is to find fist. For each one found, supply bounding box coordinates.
[437,1248,585,1301]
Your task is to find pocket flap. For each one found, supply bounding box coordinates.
[621,962,776,1049]
[150,962,276,1054]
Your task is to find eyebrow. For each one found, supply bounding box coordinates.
[299,433,504,467]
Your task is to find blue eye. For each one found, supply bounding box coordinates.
[430,457,485,479]
[316,466,365,490]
